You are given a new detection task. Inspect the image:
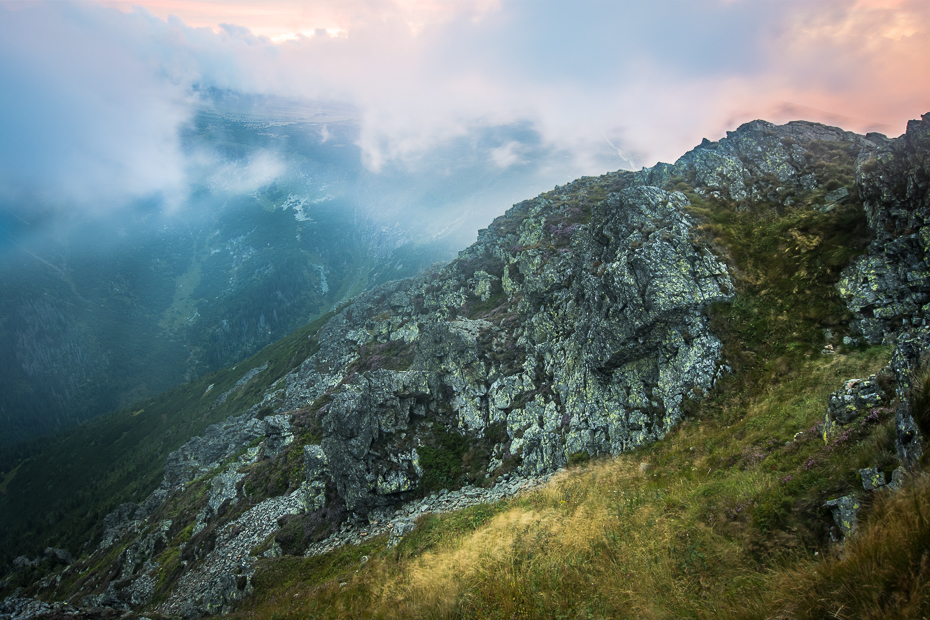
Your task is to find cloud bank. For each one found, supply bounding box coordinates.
[0,0,928,218]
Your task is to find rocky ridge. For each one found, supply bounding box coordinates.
[6,113,930,619]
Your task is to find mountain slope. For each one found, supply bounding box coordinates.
[3,112,930,619]
[0,114,457,448]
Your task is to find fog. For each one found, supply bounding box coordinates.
[3,0,928,239]
[0,0,927,444]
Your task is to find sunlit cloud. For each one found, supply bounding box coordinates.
[0,0,928,222]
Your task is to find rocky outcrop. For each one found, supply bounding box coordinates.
[886,331,930,469]
[322,370,430,515]
[162,413,266,489]
[632,118,874,205]
[13,113,930,618]
[275,183,735,521]
[838,113,930,344]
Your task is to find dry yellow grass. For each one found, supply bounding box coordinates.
[231,348,917,620]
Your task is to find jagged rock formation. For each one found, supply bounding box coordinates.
[259,183,735,519]
[838,113,930,344]
[7,112,930,618]
[630,118,874,205]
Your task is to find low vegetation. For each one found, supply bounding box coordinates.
[0,310,335,569]
[219,142,923,619]
[227,347,911,619]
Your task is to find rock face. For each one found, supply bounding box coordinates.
[838,113,930,344]
[887,331,930,469]
[632,118,874,205]
[276,184,735,519]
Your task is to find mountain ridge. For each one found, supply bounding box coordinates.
[3,112,930,619]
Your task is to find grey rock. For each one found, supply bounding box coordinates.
[98,502,141,551]
[0,596,79,620]
[824,187,850,204]
[888,331,930,468]
[11,556,36,571]
[301,444,329,512]
[838,113,930,343]
[387,519,416,548]
[134,488,169,521]
[322,370,430,515]
[888,466,908,491]
[859,467,886,491]
[162,413,265,488]
[42,547,72,566]
[262,414,295,457]
[825,495,860,539]
[827,375,887,424]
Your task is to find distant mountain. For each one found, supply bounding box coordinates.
[0,113,456,447]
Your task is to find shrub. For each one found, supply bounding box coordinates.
[568,450,590,466]
[417,425,473,492]
[910,365,930,437]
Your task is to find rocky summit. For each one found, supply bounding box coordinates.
[4,112,930,619]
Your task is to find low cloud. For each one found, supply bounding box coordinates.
[1,0,928,225]
[0,3,194,213]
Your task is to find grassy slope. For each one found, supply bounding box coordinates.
[7,136,926,618]
[224,144,930,618]
[0,311,335,569]
[228,349,908,620]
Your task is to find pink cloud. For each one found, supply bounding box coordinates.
[1,0,928,215]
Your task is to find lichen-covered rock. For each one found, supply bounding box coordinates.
[649,118,874,207]
[859,466,886,491]
[162,414,265,488]
[838,113,930,343]
[262,414,295,457]
[98,502,142,551]
[282,183,735,512]
[322,370,430,515]
[887,330,930,468]
[825,495,860,539]
[302,444,329,512]
[826,376,887,424]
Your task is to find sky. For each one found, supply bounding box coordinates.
[0,0,928,224]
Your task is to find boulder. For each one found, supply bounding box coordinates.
[825,495,860,539]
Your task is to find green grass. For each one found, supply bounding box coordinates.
[681,185,872,414]
[220,348,899,620]
[210,141,912,618]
